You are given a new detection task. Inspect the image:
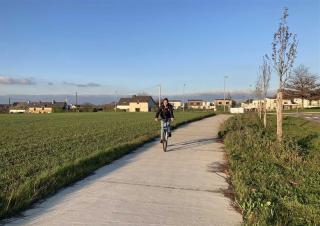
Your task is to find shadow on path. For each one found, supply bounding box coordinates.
[167,138,221,152]
[207,161,228,180]
[2,141,155,225]
[207,161,241,214]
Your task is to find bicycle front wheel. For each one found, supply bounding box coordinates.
[162,139,167,152]
[162,131,168,152]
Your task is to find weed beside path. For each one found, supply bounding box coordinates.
[219,114,320,226]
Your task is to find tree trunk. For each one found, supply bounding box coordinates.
[259,101,262,119]
[302,98,305,109]
[263,99,267,128]
[276,91,283,141]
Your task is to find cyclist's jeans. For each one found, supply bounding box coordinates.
[161,120,171,140]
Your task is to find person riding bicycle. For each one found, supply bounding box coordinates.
[155,98,174,143]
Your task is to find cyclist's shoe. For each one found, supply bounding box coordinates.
[160,140,163,143]
[168,133,172,137]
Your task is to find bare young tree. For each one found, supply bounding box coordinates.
[259,55,271,128]
[255,75,263,119]
[286,64,320,108]
[271,7,298,140]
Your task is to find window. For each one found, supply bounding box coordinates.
[135,108,140,112]
[219,102,222,105]
[226,102,229,104]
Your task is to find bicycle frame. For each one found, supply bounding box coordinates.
[162,120,170,152]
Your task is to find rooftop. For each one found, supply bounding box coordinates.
[118,98,131,106]
[118,95,156,105]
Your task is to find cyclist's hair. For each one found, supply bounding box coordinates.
[163,98,169,103]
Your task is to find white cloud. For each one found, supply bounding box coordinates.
[0,76,36,85]
[63,81,101,87]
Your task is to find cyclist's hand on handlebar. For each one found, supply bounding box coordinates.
[171,118,174,122]
[154,118,159,122]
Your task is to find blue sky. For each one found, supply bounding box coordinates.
[0,0,319,96]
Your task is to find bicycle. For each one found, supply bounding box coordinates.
[161,120,170,152]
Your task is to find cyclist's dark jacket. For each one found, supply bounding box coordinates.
[155,104,174,120]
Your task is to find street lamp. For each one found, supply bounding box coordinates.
[157,84,162,107]
[223,76,228,112]
[114,90,118,112]
[183,83,186,112]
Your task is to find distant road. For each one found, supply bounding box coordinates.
[5,115,242,226]
[287,112,320,123]
[301,114,320,123]
[267,112,320,123]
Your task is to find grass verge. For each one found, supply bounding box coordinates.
[219,113,320,226]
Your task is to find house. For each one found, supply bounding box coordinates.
[9,109,27,114]
[28,103,53,113]
[116,95,156,112]
[241,99,270,111]
[203,101,216,110]
[116,98,131,111]
[128,95,156,112]
[187,100,204,109]
[8,101,67,113]
[214,99,233,109]
[9,102,28,114]
[241,102,256,111]
[28,101,67,113]
[283,99,300,110]
[241,98,300,111]
[264,98,300,110]
[170,100,183,110]
[186,100,216,110]
[293,98,320,108]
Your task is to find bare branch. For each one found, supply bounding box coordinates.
[285,64,320,100]
[272,7,298,90]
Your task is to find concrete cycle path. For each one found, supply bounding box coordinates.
[6,114,242,226]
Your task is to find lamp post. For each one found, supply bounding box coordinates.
[158,84,162,107]
[183,83,186,112]
[249,84,253,103]
[114,90,118,112]
[75,91,78,106]
[223,76,228,112]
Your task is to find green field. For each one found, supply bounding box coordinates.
[0,111,214,219]
[219,114,320,226]
[266,108,320,113]
[286,108,320,113]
